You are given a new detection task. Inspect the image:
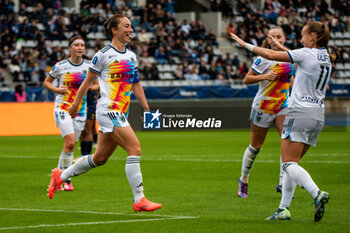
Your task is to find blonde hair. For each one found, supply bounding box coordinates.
[305,21,336,63]
[262,26,286,49]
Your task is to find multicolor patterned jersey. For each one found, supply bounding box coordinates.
[49,59,90,118]
[250,56,294,114]
[89,45,140,115]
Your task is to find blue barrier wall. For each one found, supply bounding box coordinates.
[1,84,349,102]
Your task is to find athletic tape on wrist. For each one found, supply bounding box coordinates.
[245,43,255,52]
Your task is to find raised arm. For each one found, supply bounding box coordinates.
[230,33,291,62]
[132,81,150,112]
[68,70,98,118]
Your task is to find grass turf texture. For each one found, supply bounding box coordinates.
[0,129,349,232]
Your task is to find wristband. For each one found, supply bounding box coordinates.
[245,43,255,52]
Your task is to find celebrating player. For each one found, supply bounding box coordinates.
[237,27,294,198]
[43,36,98,191]
[231,21,334,221]
[47,14,162,212]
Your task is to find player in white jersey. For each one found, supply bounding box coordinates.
[48,14,162,212]
[44,36,98,191]
[231,21,334,221]
[237,27,295,198]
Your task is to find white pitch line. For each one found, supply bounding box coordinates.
[0,207,197,219]
[0,217,196,231]
[0,207,198,231]
[0,155,349,164]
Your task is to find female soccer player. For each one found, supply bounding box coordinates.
[231,21,333,221]
[48,14,162,212]
[44,36,98,191]
[237,27,294,198]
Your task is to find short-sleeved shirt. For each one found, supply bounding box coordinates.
[251,56,294,114]
[89,45,140,115]
[49,59,90,117]
[286,48,332,121]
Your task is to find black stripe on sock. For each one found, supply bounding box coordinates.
[88,155,97,168]
[248,145,259,155]
[282,162,294,172]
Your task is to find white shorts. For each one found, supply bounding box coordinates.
[54,110,86,141]
[250,107,287,128]
[281,116,324,147]
[96,109,130,133]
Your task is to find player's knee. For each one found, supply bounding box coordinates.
[93,157,108,166]
[130,144,141,156]
[133,147,141,156]
[65,141,75,151]
[250,143,261,151]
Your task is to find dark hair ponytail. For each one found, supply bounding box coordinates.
[306,21,336,63]
[104,14,125,37]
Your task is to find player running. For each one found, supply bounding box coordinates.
[237,27,294,198]
[48,14,162,212]
[43,36,98,191]
[231,21,333,221]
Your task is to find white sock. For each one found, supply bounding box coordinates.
[283,162,320,199]
[58,151,74,183]
[60,154,97,181]
[279,156,284,185]
[240,145,259,183]
[279,172,297,209]
[125,156,145,203]
[58,151,73,170]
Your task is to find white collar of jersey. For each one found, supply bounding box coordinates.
[109,44,127,54]
[68,58,84,66]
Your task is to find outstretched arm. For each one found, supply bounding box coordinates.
[230,33,291,62]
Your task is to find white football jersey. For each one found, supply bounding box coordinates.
[89,45,140,115]
[287,48,332,120]
[250,56,294,114]
[49,59,90,117]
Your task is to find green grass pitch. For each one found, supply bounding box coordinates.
[0,129,349,232]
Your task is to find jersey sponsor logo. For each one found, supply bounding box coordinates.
[299,95,324,105]
[254,59,261,66]
[110,73,134,82]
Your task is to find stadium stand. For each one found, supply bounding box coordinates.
[0,0,350,101]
